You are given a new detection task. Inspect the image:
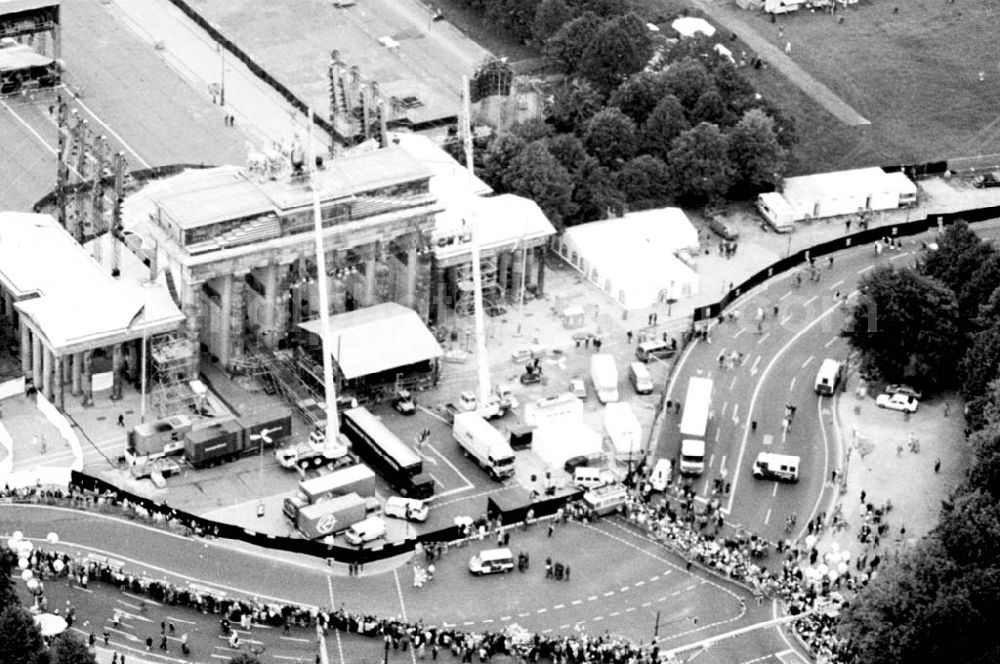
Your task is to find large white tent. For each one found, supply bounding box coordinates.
[604,402,642,460]
[556,208,700,311]
[532,421,602,470]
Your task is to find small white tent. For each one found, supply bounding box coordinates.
[671,17,716,38]
[604,402,643,460]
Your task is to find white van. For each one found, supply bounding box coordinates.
[383,497,428,522]
[752,452,800,483]
[649,458,673,492]
[582,483,629,516]
[573,466,615,490]
[343,515,387,545]
[814,359,843,396]
[469,547,515,576]
[756,192,795,233]
[629,362,654,395]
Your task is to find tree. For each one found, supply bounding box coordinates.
[567,155,624,225]
[545,133,589,174]
[0,555,19,613]
[578,17,649,95]
[532,0,574,44]
[0,606,49,664]
[617,155,672,211]
[727,109,787,194]
[712,60,757,117]
[960,252,1000,329]
[545,79,604,133]
[543,11,602,74]
[921,221,997,311]
[638,94,688,161]
[608,71,670,126]
[572,0,627,16]
[959,326,1000,402]
[478,133,526,192]
[844,265,962,390]
[49,633,96,664]
[510,117,554,143]
[504,141,576,228]
[690,88,730,127]
[583,108,637,167]
[662,58,712,110]
[484,0,542,44]
[469,58,515,102]
[666,122,734,204]
[744,97,798,151]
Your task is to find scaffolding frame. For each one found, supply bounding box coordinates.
[148,330,196,418]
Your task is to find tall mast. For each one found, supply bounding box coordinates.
[308,109,338,442]
[461,76,491,405]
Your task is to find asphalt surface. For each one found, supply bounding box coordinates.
[3,502,799,663]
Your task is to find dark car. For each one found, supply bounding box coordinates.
[884,384,923,401]
[391,389,416,415]
[563,453,604,474]
[708,215,740,241]
[973,171,1000,188]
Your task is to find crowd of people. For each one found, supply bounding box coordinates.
[3,475,862,662]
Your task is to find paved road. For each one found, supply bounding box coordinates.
[689,0,870,127]
[3,503,805,662]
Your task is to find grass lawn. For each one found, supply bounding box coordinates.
[422,0,1000,174]
[685,0,1000,172]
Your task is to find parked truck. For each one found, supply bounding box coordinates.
[590,354,620,404]
[283,464,376,522]
[453,412,516,480]
[295,492,368,540]
[275,429,353,472]
[141,411,292,469]
[678,377,712,476]
[184,420,244,468]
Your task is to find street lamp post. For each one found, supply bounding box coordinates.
[219,45,226,107]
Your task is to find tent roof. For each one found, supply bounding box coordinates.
[0,0,59,16]
[390,131,492,198]
[782,167,898,204]
[433,193,556,259]
[672,17,715,38]
[0,213,184,352]
[0,42,53,71]
[298,303,441,379]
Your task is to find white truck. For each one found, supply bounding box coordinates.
[453,412,516,480]
[275,429,352,473]
[590,354,619,404]
[678,377,712,476]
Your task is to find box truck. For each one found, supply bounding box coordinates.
[590,354,620,403]
[453,412,516,480]
[295,492,368,540]
[678,377,712,476]
[283,464,376,522]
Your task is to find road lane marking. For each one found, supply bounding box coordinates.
[603,591,615,597]
[804,295,817,307]
[626,607,636,613]
[764,508,771,525]
[727,299,842,516]
[610,611,621,617]
[642,602,652,607]
[889,252,910,261]
[650,575,659,582]
[123,592,162,606]
[571,600,582,605]
[789,377,796,392]
[757,332,770,344]
[519,612,531,617]
[801,355,814,369]
[593,616,604,622]
[620,586,630,592]
[824,336,838,348]
[772,483,779,497]
[463,621,475,626]
[587,596,597,601]
[482,618,494,623]
[554,604,565,609]
[731,404,739,422]
[734,328,745,338]
[730,376,737,390]
[750,356,761,375]
[536,608,547,614]
[166,616,196,625]
[634,581,645,587]
[500,616,511,621]
[781,314,792,325]
[830,279,844,291]
[859,265,874,274]
[779,291,791,301]
[392,569,408,623]
[721,401,728,417]
[279,636,311,643]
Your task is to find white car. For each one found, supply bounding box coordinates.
[569,378,587,400]
[875,392,919,413]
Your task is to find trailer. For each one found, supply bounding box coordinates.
[283,464,376,522]
[590,354,620,404]
[296,493,368,540]
[678,377,712,476]
[184,420,244,468]
[453,412,516,480]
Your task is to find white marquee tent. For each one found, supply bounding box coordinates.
[557,208,700,311]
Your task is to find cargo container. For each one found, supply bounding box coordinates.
[184,420,244,468]
[283,464,376,522]
[296,493,368,540]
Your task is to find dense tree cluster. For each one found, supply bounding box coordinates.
[839,222,1000,663]
[453,3,792,228]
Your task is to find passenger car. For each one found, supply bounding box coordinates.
[883,384,923,401]
[973,171,1000,188]
[569,378,587,399]
[708,215,740,241]
[392,389,416,415]
[875,392,919,413]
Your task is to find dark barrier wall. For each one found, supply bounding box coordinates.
[486,489,584,524]
[161,0,347,146]
[692,206,1000,323]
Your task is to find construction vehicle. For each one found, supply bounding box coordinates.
[275,429,352,472]
[453,412,516,480]
[282,464,375,522]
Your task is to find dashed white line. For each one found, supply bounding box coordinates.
[571,600,583,605]
[610,611,621,617]
[625,607,636,613]
[554,604,565,610]
[859,265,875,274]
[789,377,796,392]
[588,596,598,601]
[482,619,494,623]
[764,508,771,525]
[649,575,659,582]
[779,291,791,301]
[593,616,604,622]
[757,332,771,344]
[518,612,530,618]
[500,616,511,621]
[824,336,838,348]
[642,602,652,608]
[804,295,818,307]
[634,581,645,587]
[536,608,548,614]
[781,314,792,325]
[463,621,475,626]
[830,279,844,291]
[801,355,815,369]
[620,586,630,592]
[603,591,615,597]
[734,328,745,338]
[279,636,311,643]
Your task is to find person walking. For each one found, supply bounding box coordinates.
[117,413,125,427]
[934,458,941,473]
